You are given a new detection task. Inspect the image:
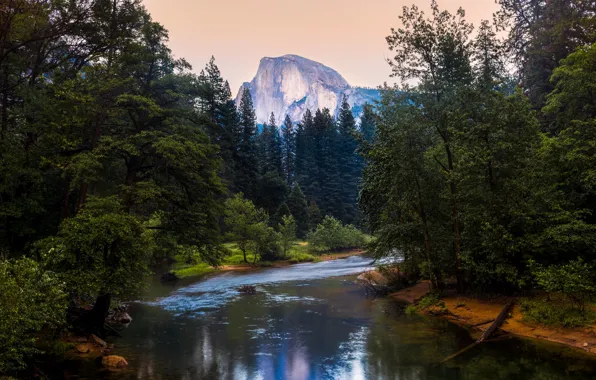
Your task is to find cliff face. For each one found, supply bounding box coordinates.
[235,55,379,123]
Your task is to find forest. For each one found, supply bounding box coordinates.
[1,0,596,375]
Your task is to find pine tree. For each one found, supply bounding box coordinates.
[295,110,314,196]
[272,202,292,229]
[281,115,296,185]
[237,88,259,200]
[359,103,376,143]
[308,201,323,232]
[336,96,360,223]
[313,108,342,219]
[265,112,283,176]
[287,184,309,238]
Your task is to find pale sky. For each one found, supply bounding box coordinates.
[142,0,500,94]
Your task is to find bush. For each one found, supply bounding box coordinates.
[530,258,596,313]
[0,258,67,372]
[307,216,368,252]
[520,297,596,328]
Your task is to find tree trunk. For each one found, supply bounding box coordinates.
[87,293,111,338]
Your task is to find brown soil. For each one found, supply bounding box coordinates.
[390,283,596,354]
[391,281,432,304]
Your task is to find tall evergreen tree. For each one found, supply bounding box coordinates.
[236,88,259,200]
[295,109,314,195]
[313,108,342,219]
[281,115,296,185]
[336,96,360,223]
[359,104,377,143]
[265,112,283,177]
[287,184,309,238]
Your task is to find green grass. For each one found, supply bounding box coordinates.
[172,262,215,278]
[171,240,340,278]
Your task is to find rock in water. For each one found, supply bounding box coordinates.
[102,355,128,370]
[235,54,380,123]
[113,311,132,324]
[160,272,179,283]
[75,344,91,354]
[89,334,107,348]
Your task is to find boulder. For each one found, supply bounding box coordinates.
[238,285,256,294]
[113,311,132,324]
[75,344,91,354]
[102,355,128,370]
[89,334,107,348]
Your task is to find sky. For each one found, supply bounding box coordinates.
[142,0,500,95]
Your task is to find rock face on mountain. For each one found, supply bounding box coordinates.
[235,55,379,123]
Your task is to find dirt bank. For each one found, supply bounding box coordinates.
[391,283,596,354]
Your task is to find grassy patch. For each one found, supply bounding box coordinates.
[520,297,596,328]
[287,252,319,263]
[413,293,448,315]
[172,262,215,278]
[222,253,251,265]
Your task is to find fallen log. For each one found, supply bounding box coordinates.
[471,319,495,327]
[477,302,514,343]
[440,301,514,364]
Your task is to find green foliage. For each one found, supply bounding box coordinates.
[0,258,67,372]
[172,263,215,279]
[39,196,150,299]
[287,252,319,264]
[417,293,445,310]
[520,298,596,328]
[307,216,368,252]
[287,185,309,238]
[530,259,596,312]
[224,194,277,263]
[278,215,297,258]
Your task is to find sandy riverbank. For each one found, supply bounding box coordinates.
[391,281,596,354]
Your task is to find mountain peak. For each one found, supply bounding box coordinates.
[236,55,377,123]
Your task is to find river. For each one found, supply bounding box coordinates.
[65,256,596,379]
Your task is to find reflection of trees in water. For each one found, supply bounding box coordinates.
[119,285,596,380]
[363,301,596,380]
[456,340,596,380]
[362,300,468,380]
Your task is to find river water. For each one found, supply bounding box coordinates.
[67,256,596,379]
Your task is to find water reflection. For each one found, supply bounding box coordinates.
[78,257,596,380]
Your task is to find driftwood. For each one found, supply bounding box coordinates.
[472,319,495,327]
[440,302,514,364]
[477,302,514,343]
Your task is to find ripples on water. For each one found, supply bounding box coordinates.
[67,256,596,380]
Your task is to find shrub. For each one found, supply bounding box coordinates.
[307,216,368,252]
[0,258,67,372]
[529,258,596,313]
[520,297,596,328]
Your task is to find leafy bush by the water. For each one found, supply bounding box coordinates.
[520,297,596,328]
[414,293,448,315]
[0,258,67,372]
[530,259,596,313]
[307,216,368,252]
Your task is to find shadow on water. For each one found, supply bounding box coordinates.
[63,256,596,379]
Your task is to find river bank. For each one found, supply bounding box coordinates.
[219,249,365,271]
[172,247,365,278]
[391,281,596,355]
